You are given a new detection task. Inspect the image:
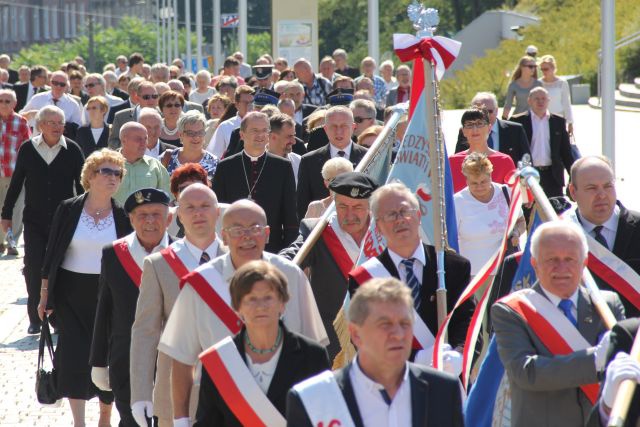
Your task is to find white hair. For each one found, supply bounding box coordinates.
[177,110,206,133]
[35,105,65,126]
[0,88,16,102]
[530,220,588,260]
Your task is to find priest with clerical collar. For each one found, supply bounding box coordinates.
[212,111,298,253]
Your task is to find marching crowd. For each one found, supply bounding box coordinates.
[0,45,639,427]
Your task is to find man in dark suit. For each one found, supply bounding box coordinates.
[587,317,640,427]
[570,156,640,318]
[212,111,298,253]
[297,106,367,219]
[89,188,172,427]
[348,182,473,372]
[492,221,625,427]
[287,277,464,426]
[109,80,158,149]
[510,87,574,197]
[455,91,530,166]
[13,65,48,112]
[138,108,176,159]
[385,65,411,107]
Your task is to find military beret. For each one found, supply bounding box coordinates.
[254,88,280,106]
[329,172,378,199]
[326,88,354,106]
[252,64,274,80]
[124,188,171,214]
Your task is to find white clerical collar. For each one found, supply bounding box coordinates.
[183,236,220,262]
[540,285,579,309]
[33,134,67,149]
[352,355,409,394]
[388,243,426,272]
[243,150,266,162]
[579,204,620,235]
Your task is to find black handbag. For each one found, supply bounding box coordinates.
[35,315,59,404]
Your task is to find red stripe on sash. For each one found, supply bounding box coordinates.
[113,239,142,287]
[200,346,267,427]
[180,271,243,335]
[502,297,599,404]
[322,224,355,281]
[588,253,640,311]
[160,247,190,281]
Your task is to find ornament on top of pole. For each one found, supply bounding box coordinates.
[408,1,439,38]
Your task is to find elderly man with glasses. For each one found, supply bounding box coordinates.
[109,80,159,149]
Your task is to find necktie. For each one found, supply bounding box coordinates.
[593,225,609,249]
[487,131,494,149]
[558,299,577,327]
[400,258,421,309]
[52,98,59,106]
[199,251,210,265]
[337,150,345,157]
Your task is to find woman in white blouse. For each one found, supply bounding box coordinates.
[38,149,132,426]
[539,55,574,134]
[454,153,525,278]
[193,260,330,426]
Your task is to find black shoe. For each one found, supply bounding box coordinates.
[27,323,41,334]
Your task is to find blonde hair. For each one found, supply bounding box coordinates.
[321,157,354,181]
[86,95,109,113]
[348,277,414,325]
[306,108,328,132]
[461,152,493,177]
[539,54,557,68]
[80,149,126,190]
[357,125,383,147]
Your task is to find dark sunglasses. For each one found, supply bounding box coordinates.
[51,81,67,88]
[96,167,123,178]
[163,103,183,109]
[354,116,373,124]
[84,82,100,89]
[0,99,13,104]
[141,94,159,100]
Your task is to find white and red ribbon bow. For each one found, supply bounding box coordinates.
[393,34,461,80]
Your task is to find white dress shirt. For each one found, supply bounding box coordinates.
[580,204,620,250]
[530,110,552,167]
[182,236,220,264]
[329,142,353,159]
[287,152,301,186]
[388,244,426,284]
[144,141,161,159]
[126,231,170,269]
[206,114,241,158]
[540,285,579,320]
[22,92,82,126]
[32,135,67,164]
[350,357,412,427]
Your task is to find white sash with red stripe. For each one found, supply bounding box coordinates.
[293,370,356,427]
[499,288,600,404]
[349,257,435,350]
[564,209,640,311]
[199,336,285,427]
[180,265,243,336]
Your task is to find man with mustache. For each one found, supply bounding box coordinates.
[280,172,378,359]
[158,199,327,427]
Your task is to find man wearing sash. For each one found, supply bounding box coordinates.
[492,221,625,427]
[89,188,172,426]
[280,172,378,358]
[287,277,464,426]
[130,184,225,427]
[348,183,474,373]
[159,199,327,427]
[569,155,640,317]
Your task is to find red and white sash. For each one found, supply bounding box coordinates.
[113,238,142,287]
[349,257,435,350]
[180,266,243,336]
[160,245,191,281]
[564,209,640,311]
[293,370,356,427]
[199,336,285,427]
[499,288,599,404]
[321,215,360,280]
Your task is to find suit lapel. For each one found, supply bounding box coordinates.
[577,287,599,344]
[409,365,429,427]
[612,202,635,257]
[522,113,533,143]
[379,249,400,278]
[335,364,365,427]
[266,327,300,404]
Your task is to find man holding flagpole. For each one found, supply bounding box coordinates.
[348,182,473,375]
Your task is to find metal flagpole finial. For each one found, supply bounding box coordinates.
[407,1,439,38]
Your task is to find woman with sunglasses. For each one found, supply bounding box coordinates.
[539,55,574,135]
[75,96,110,157]
[161,111,219,183]
[502,55,542,119]
[38,149,132,427]
[158,90,184,147]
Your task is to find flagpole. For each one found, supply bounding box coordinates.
[607,329,640,426]
[418,9,448,330]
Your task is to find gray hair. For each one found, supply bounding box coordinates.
[324,105,353,125]
[286,81,304,93]
[472,91,498,109]
[150,62,170,81]
[369,182,419,220]
[138,107,162,123]
[177,110,206,133]
[530,220,588,260]
[379,59,394,71]
[102,70,118,84]
[195,69,211,83]
[321,157,353,181]
[349,99,376,118]
[528,86,550,99]
[0,88,16,102]
[35,105,65,126]
[86,73,106,88]
[348,277,414,325]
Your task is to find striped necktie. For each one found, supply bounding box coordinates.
[400,258,421,309]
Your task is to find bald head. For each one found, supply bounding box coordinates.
[178,183,218,205]
[178,183,220,242]
[222,199,267,227]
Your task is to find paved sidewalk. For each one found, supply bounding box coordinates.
[0,245,121,426]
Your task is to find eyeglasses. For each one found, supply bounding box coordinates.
[462,121,489,129]
[183,130,205,138]
[96,167,123,178]
[0,99,13,104]
[42,120,65,127]
[51,81,67,88]
[223,225,266,238]
[354,116,374,124]
[378,207,419,223]
[141,94,159,100]
[163,103,183,109]
[84,82,100,89]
